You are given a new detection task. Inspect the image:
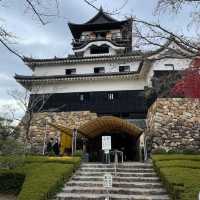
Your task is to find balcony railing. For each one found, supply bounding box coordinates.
[72,37,130,49]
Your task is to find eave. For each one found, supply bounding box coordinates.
[23,53,148,70]
[15,71,146,90]
[68,20,129,39]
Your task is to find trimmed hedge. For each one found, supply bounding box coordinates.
[152,154,200,200]
[0,170,25,194]
[24,156,81,168]
[17,163,73,200]
[155,160,200,169]
[0,156,81,200]
[0,156,81,169]
[153,154,200,162]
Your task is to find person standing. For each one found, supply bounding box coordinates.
[46,138,54,155]
[53,138,60,156]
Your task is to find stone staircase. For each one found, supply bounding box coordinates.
[56,162,170,200]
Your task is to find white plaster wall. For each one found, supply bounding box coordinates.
[146,58,191,86]
[33,61,141,76]
[32,78,147,94]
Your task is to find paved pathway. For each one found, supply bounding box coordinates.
[0,194,16,200]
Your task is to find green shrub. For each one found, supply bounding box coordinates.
[152,154,200,162]
[73,150,84,158]
[24,156,81,169]
[0,156,81,200]
[0,170,25,194]
[17,163,74,200]
[155,160,200,169]
[153,154,200,200]
[151,148,167,154]
[0,155,25,169]
[0,138,24,155]
[181,149,200,155]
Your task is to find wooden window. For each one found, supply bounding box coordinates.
[90,45,109,54]
[119,66,130,72]
[108,93,115,101]
[94,67,105,73]
[80,94,84,101]
[164,64,175,70]
[65,68,76,75]
[80,93,90,102]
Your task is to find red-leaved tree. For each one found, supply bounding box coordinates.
[171,58,200,98]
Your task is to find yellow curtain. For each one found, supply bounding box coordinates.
[60,131,72,154]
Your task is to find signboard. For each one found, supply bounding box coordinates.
[102,136,111,151]
[199,192,200,200]
[103,173,112,188]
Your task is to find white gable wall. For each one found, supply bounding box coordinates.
[146,58,191,86]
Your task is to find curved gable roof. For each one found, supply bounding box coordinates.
[68,7,130,39]
[84,7,118,24]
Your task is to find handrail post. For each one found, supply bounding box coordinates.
[114,150,118,176]
[144,136,148,161]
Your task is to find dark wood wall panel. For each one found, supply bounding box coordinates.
[30,90,147,119]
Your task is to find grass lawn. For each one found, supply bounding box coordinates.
[152,154,200,200]
[0,156,81,200]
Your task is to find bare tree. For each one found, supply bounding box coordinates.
[155,0,200,14]
[155,0,200,32]
[8,85,52,144]
[133,18,199,58]
[0,0,128,59]
[83,0,128,15]
[1,0,198,60]
[0,0,60,59]
[82,0,200,58]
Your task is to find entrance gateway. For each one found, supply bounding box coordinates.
[73,116,144,162]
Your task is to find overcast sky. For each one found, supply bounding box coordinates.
[0,0,195,119]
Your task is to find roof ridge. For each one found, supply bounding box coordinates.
[84,7,118,25]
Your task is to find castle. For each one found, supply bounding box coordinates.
[15,8,194,161]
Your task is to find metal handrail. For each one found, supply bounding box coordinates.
[110,150,123,176]
[143,136,148,161]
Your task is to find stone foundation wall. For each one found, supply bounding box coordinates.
[19,111,97,153]
[146,98,200,152]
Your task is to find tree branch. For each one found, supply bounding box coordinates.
[25,0,47,25]
[83,0,128,15]
[0,38,23,59]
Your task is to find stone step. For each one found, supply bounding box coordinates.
[66,181,164,188]
[56,193,170,200]
[80,168,155,173]
[75,171,157,177]
[81,163,153,169]
[55,162,170,200]
[61,186,168,195]
[71,176,160,183]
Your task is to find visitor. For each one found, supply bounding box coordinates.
[53,138,60,156]
[46,138,54,155]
